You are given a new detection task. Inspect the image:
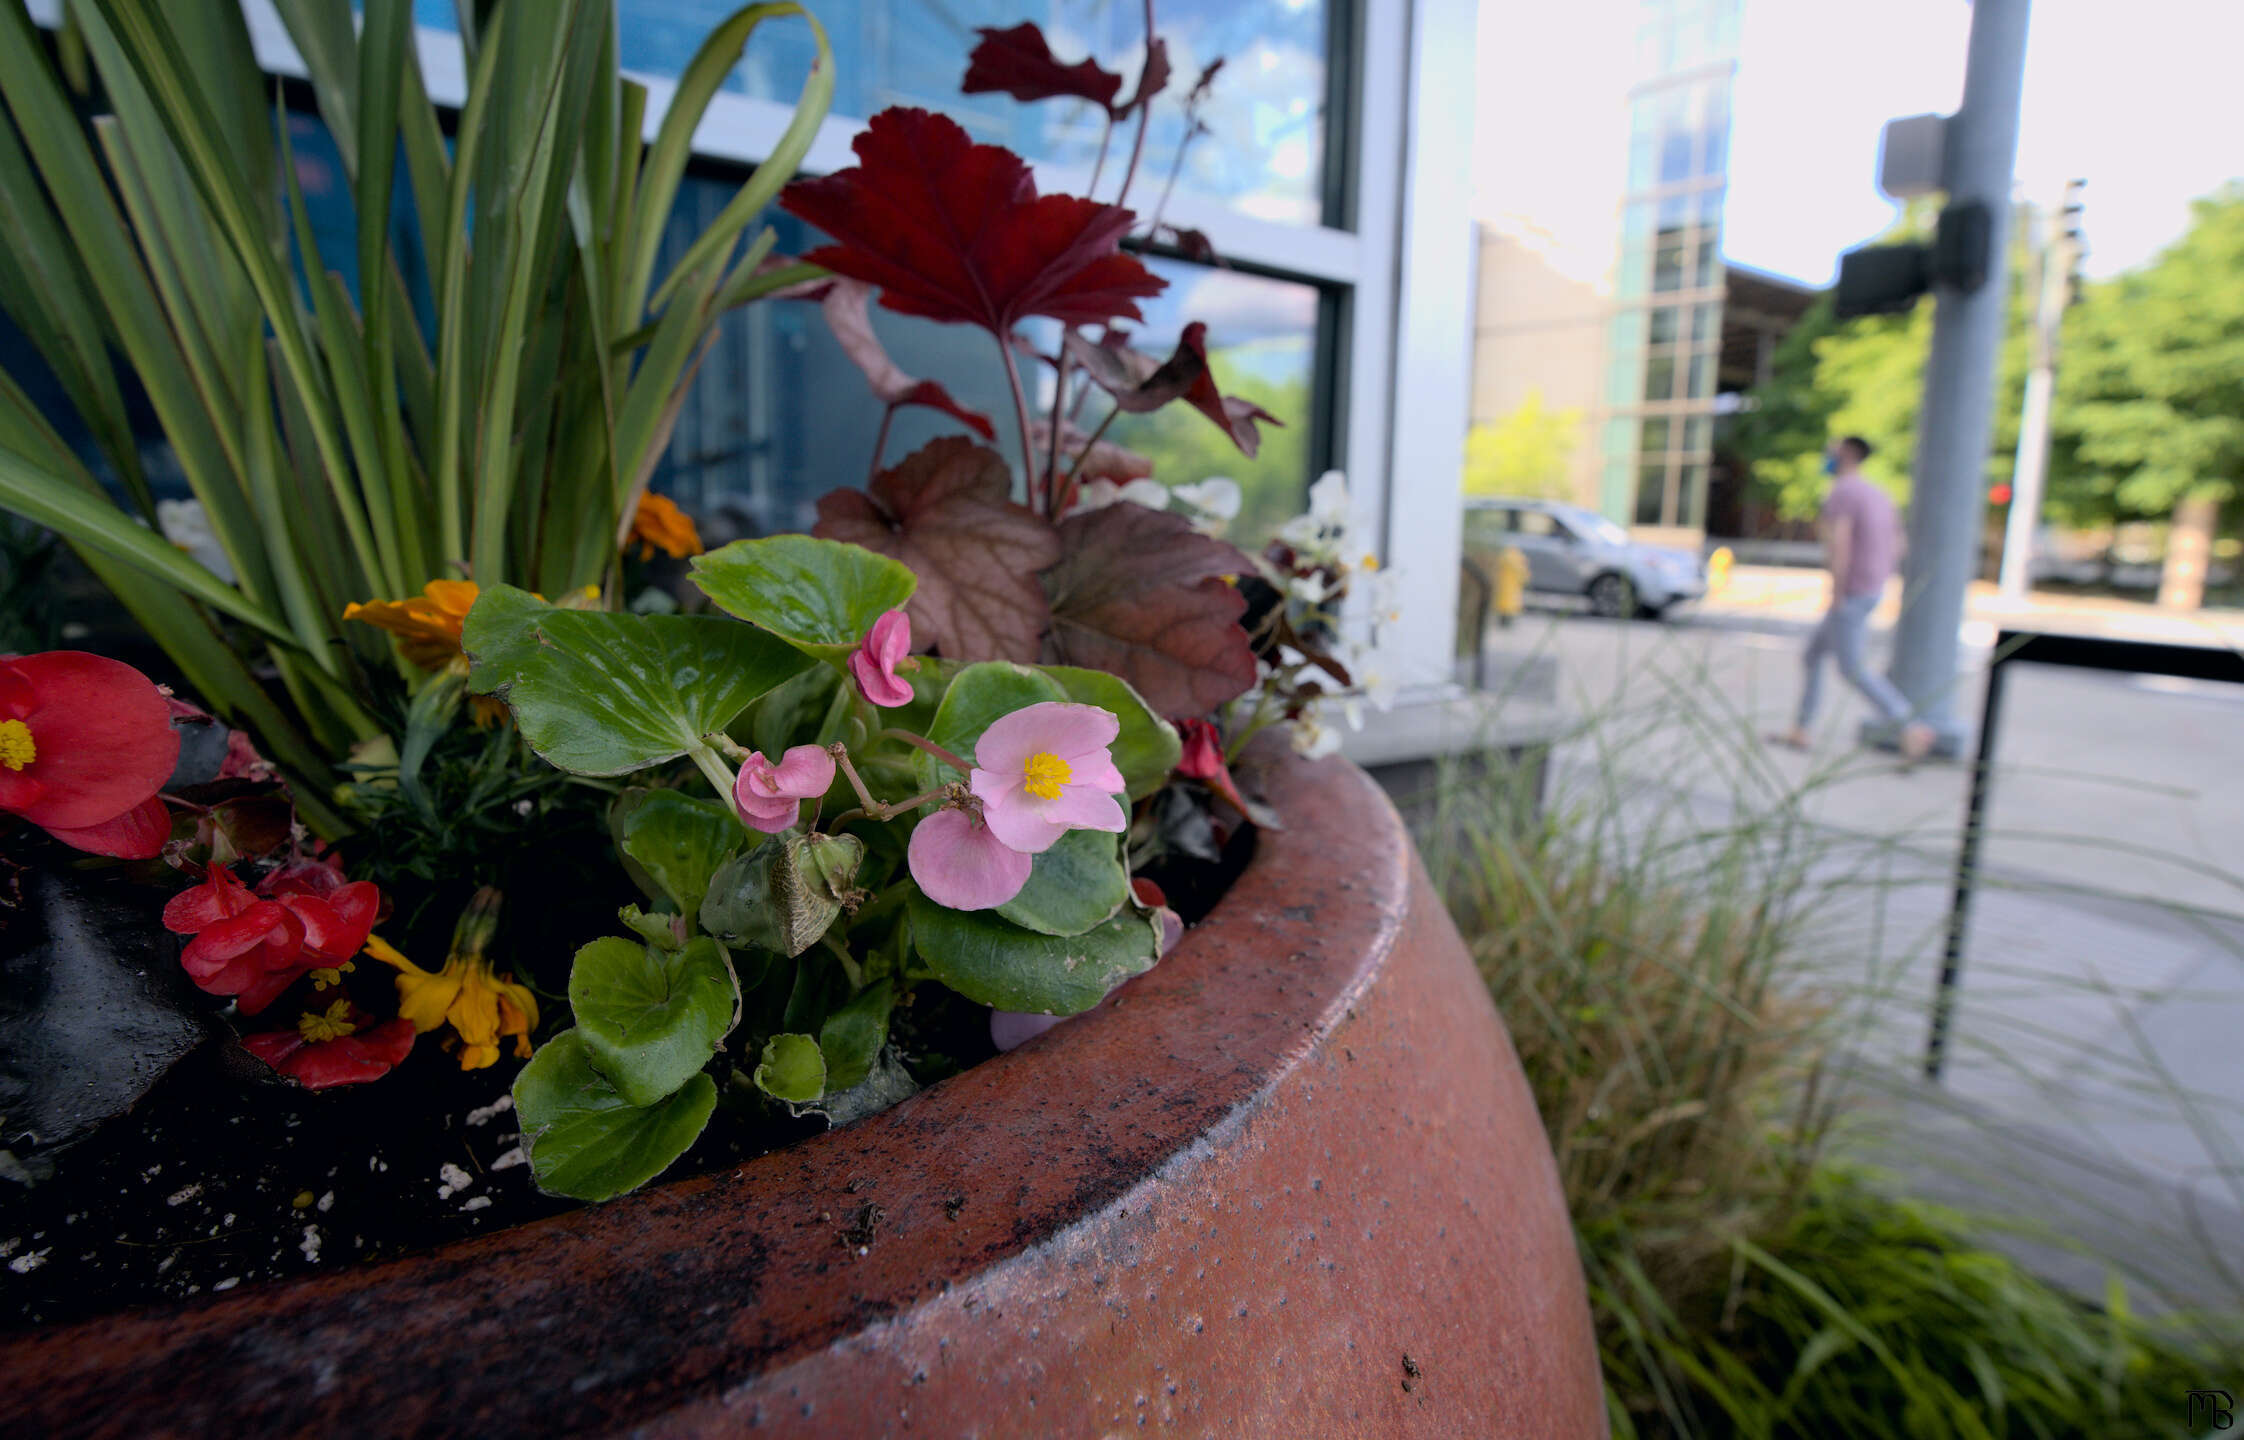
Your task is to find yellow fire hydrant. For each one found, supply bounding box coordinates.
[1494,544,1528,627]
[1707,545,1734,594]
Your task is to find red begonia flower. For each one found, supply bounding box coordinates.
[961,22,1124,111]
[164,864,382,1016]
[780,108,1166,336]
[244,1011,416,1090]
[1175,716,1253,816]
[40,796,172,859]
[0,651,177,856]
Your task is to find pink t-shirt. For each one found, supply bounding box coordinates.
[1821,474,1900,597]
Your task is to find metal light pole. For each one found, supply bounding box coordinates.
[1997,180,2084,603]
[1880,0,2033,753]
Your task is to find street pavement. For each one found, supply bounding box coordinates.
[1466,570,2244,1315]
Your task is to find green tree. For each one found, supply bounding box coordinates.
[2053,186,2244,603]
[1731,205,2035,521]
[1461,388,1580,500]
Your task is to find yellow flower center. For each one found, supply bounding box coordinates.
[1022,751,1072,801]
[1360,552,1380,572]
[310,961,356,991]
[0,719,35,772]
[297,999,358,1043]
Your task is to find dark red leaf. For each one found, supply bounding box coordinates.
[1041,502,1258,714]
[1117,37,1171,117]
[1028,419,1153,483]
[814,436,1063,663]
[786,274,995,440]
[962,22,1124,112]
[1067,320,1284,458]
[780,108,1166,334]
[1163,225,1218,264]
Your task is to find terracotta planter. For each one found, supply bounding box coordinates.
[0,748,1602,1438]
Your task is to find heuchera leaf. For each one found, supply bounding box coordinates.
[1041,503,1259,716]
[1117,36,1171,118]
[813,436,1062,663]
[779,107,1166,334]
[961,22,1123,112]
[789,275,995,439]
[1067,322,1284,459]
[1029,419,1153,483]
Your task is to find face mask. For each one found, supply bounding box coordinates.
[1822,454,1839,476]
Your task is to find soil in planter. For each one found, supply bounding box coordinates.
[0,824,1254,1333]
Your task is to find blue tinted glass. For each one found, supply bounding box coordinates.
[414,0,1328,226]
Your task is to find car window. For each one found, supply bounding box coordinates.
[1516,510,1557,538]
[1463,508,1513,546]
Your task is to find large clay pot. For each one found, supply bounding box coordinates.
[0,748,1603,1437]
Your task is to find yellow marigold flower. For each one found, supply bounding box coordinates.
[363,890,539,1071]
[343,579,480,671]
[628,492,702,561]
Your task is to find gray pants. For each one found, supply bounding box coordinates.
[1798,592,1913,729]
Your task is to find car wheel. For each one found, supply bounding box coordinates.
[1588,572,1635,619]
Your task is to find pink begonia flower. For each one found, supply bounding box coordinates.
[908,804,1033,910]
[968,701,1128,855]
[850,609,914,708]
[990,1009,1065,1052]
[732,744,837,833]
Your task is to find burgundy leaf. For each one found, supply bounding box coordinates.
[780,108,1167,335]
[1163,225,1219,264]
[1067,321,1284,458]
[1116,37,1171,117]
[814,436,1062,663]
[962,22,1124,112]
[1041,502,1258,715]
[793,274,995,439]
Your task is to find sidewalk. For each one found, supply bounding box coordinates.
[1702,564,2244,649]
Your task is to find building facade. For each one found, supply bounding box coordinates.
[1470,0,1742,544]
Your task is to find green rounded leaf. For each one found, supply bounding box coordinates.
[753,1031,827,1103]
[909,894,1159,1015]
[1041,665,1182,801]
[818,979,893,1092]
[618,788,742,916]
[997,827,1130,937]
[913,660,1066,791]
[690,535,917,660]
[463,585,814,776]
[569,935,740,1107]
[513,1029,718,1202]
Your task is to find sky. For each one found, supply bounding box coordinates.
[1727,0,2244,283]
[1474,0,2244,287]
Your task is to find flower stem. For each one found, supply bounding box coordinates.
[686,739,740,810]
[829,742,953,822]
[1224,689,1281,764]
[996,332,1041,512]
[822,932,865,991]
[867,402,897,487]
[1113,0,1159,212]
[876,727,972,776]
[1087,114,1116,196]
[1069,405,1121,479]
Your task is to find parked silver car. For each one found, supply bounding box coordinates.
[1461,497,1707,619]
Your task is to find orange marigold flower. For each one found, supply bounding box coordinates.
[629,492,702,561]
[364,889,539,1071]
[342,580,480,671]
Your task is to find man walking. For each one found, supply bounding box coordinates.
[1772,437,1934,760]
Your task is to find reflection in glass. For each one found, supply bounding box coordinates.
[409,0,1330,227]
[1648,306,1679,346]
[1635,463,1668,525]
[1643,355,1676,403]
[1102,260,1319,551]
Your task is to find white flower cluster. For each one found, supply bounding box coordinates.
[1068,476,1241,537]
[1264,472,1405,758]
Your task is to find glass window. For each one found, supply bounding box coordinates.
[1653,237,1686,293]
[1517,509,1558,538]
[1695,240,1720,290]
[1622,200,1655,240]
[1659,130,1695,185]
[1644,354,1677,403]
[1617,238,1651,298]
[1684,416,1711,454]
[1641,417,1672,454]
[1635,462,1669,524]
[1677,463,1706,527]
[1696,184,1726,227]
[1602,456,1635,520]
[411,1,1332,227]
[1603,416,1638,461]
[1700,86,1731,176]
[1657,191,1691,228]
[1686,350,1714,400]
[1647,306,1679,346]
[1610,309,1648,352]
[1608,351,1644,407]
[1689,302,1718,343]
[1464,508,1514,546]
[1103,262,1321,549]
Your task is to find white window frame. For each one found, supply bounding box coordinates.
[31,0,1474,695]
